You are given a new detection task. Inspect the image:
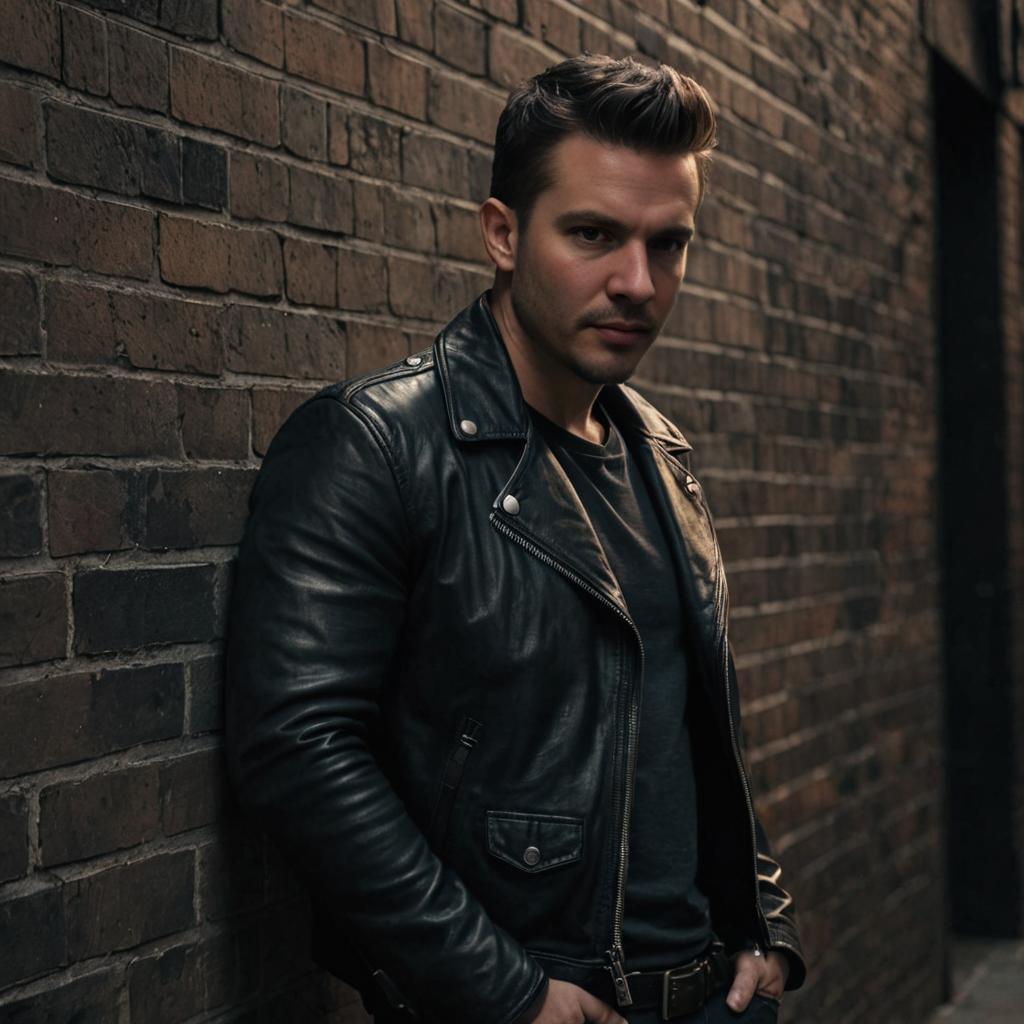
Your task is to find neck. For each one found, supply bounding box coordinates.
[489,283,607,444]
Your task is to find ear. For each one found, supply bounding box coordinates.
[479,197,517,273]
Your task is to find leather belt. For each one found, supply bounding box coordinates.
[615,945,732,1020]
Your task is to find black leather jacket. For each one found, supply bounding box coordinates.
[226,294,805,1024]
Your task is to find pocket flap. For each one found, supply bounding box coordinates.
[485,811,584,873]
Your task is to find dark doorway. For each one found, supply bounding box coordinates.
[933,50,1019,936]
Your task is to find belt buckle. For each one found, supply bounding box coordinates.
[661,957,708,1021]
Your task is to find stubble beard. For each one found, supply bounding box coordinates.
[510,277,654,387]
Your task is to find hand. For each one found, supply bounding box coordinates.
[726,948,789,1012]
[529,978,627,1023]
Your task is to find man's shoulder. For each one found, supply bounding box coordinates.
[296,345,440,424]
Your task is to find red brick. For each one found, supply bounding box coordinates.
[0,268,40,355]
[387,254,485,319]
[489,24,552,88]
[39,765,161,866]
[352,178,385,241]
[311,0,397,34]
[223,0,283,67]
[0,374,179,457]
[229,151,289,222]
[160,747,227,835]
[346,321,409,375]
[65,852,195,961]
[251,387,319,455]
[0,0,59,78]
[382,187,434,252]
[74,563,221,654]
[0,887,64,989]
[435,200,487,261]
[282,86,327,161]
[288,166,353,233]
[128,943,204,1022]
[0,971,122,1024]
[284,236,337,307]
[435,4,488,75]
[159,0,218,38]
[48,469,135,557]
[337,246,388,313]
[347,110,402,179]
[160,214,282,297]
[176,385,250,460]
[0,474,43,557]
[396,0,433,48]
[109,23,168,113]
[143,468,257,549]
[226,304,346,379]
[0,794,28,883]
[523,0,582,53]
[0,572,66,668]
[0,177,153,279]
[170,48,279,146]
[0,664,184,778]
[182,137,227,209]
[429,69,504,143]
[0,81,40,169]
[61,4,108,95]
[474,0,518,21]
[367,42,428,119]
[46,279,223,374]
[45,101,181,202]
[402,130,472,196]
[327,103,350,165]
[284,12,365,97]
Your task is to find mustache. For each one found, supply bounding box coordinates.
[577,306,657,331]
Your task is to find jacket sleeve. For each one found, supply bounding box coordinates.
[225,394,548,1024]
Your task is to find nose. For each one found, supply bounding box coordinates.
[606,240,656,305]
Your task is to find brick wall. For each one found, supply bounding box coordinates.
[0,1,1017,1022]
[998,99,1024,934]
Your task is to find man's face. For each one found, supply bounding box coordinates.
[506,133,700,389]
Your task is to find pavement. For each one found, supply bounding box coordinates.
[928,939,1024,1022]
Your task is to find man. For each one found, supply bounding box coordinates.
[226,55,805,1024]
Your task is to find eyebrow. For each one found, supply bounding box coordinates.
[554,209,696,241]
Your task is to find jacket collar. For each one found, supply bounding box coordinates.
[433,292,694,455]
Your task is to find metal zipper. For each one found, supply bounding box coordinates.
[429,716,482,851]
[489,512,643,1008]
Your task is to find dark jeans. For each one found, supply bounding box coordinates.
[624,988,781,1023]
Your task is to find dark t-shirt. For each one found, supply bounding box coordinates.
[529,406,712,970]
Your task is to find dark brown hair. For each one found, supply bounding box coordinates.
[490,54,718,225]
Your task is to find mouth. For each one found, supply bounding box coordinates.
[590,321,653,345]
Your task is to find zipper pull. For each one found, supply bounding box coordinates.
[605,945,633,1008]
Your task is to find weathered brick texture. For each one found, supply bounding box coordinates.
[1,1,1020,1023]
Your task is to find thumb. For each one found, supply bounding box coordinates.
[575,988,627,1023]
[727,956,759,1013]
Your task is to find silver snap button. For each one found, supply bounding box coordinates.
[405,355,423,367]
[523,846,540,866]
[460,419,478,436]
[686,481,699,494]
[501,494,520,516]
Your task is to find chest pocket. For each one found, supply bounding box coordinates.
[486,811,584,873]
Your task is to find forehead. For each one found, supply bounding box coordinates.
[537,133,700,228]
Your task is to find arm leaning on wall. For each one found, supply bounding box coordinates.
[224,393,547,1024]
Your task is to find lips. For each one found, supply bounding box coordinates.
[591,322,652,345]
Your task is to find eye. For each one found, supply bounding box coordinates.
[650,236,687,254]
[572,226,610,244]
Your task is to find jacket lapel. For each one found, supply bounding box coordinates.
[434,292,725,642]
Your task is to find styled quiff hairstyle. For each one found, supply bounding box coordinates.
[490,54,718,226]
